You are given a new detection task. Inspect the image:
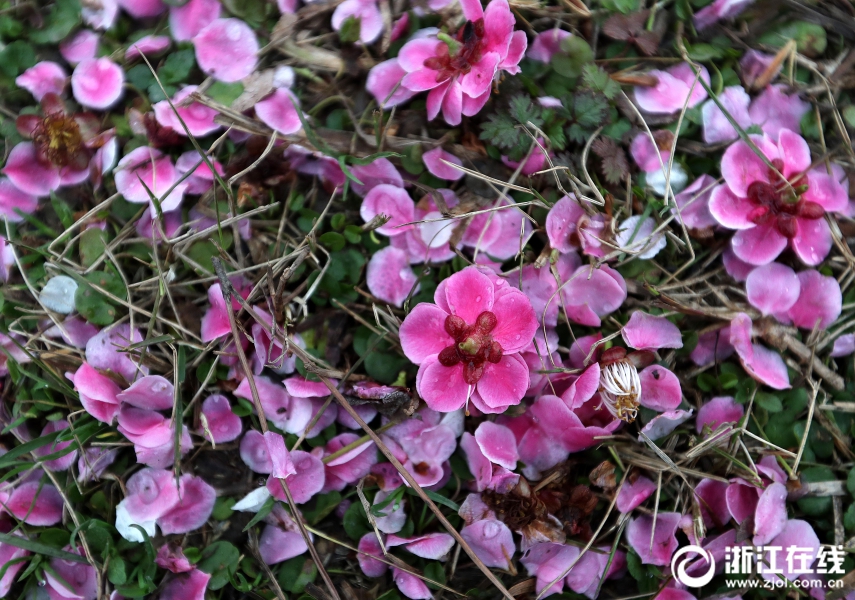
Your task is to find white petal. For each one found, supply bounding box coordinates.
[232,486,272,512]
[115,500,157,542]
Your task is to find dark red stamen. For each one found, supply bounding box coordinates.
[438,310,504,385]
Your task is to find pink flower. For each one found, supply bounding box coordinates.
[709,130,848,265]
[423,147,464,180]
[60,30,99,65]
[396,0,527,124]
[16,62,67,101]
[193,19,259,83]
[366,59,419,108]
[71,58,124,110]
[169,0,221,41]
[634,63,710,115]
[399,266,537,413]
[332,0,384,44]
[616,475,656,512]
[694,0,755,30]
[199,395,242,443]
[460,518,515,569]
[153,86,221,137]
[68,362,122,424]
[366,246,419,307]
[115,146,187,215]
[527,29,571,62]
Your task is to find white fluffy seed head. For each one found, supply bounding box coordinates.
[599,360,641,423]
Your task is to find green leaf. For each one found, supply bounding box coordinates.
[343,501,371,541]
[759,22,827,58]
[197,541,240,590]
[29,0,80,44]
[158,49,196,86]
[847,467,855,498]
[796,466,835,516]
[480,112,520,150]
[755,392,782,412]
[339,16,362,44]
[79,228,108,269]
[277,556,317,593]
[302,491,343,525]
[319,232,346,252]
[0,532,89,563]
[553,36,593,79]
[108,556,127,585]
[582,64,621,100]
[207,81,244,106]
[424,562,446,590]
[845,504,855,531]
[0,40,37,78]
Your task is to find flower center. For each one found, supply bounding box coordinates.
[32,113,84,168]
[599,359,641,423]
[437,311,503,385]
[745,163,823,239]
[423,19,486,83]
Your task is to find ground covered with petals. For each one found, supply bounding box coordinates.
[0,0,855,600]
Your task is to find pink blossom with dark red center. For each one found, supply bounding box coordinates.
[694,0,756,30]
[332,0,384,44]
[71,57,124,110]
[199,394,242,443]
[527,29,571,62]
[729,313,790,389]
[395,0,527,124]
[400,266,537,413]
[423,147,464,180]
[634,63,710,115]
[366,59,419,108]
[709,130,847,265]
[0,178,39,221]
[115,146,187,215]
[193,19,259,83]
[627,511,681,565]
[60,30,99,65]
[366,246,419,307]
[787,269,842,329]
[16,62,67,101]
[673,174,719,230]
[170,0,221,41]
[153,86,221,137]
[159,568,210,600]
[67,362,122,424]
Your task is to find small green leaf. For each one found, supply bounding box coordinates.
[755,392,782,412]
[339,16,362,44]
[343,501,371,541]
[108,556,127,585]
[197,541,240,590]
[79,228,109,269]
[29,0,80,44]
[553,36,593,79]
[207,81,244,106]
[158,49,196,86]
[319,232,346,252]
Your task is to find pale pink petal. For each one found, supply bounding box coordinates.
[561,363,601,409]
[393,568,432,600]
[741,50,778,88]
[68,363,122,424]
[358,533,388,577]
[16,62,67,101]
[169,0,221,41]
[82,0,118,29]
[639,409,693,440]
[255,89,302,135]
[790,217,832,266]
[117,0,165,18]
[126,35,170,60]
[460,519,514,569]
[159,569,210,600]
[746,262,800,316]
[695,478,730,528]
[399,303,452,364]
[490,288,538,353]
[367,246,418,307]
[361,184,414,236]
[635,71,691,114]
[2,143,61,198]
[259,521,308,564]
[423,147,464,180]
[740,343,791,390]
[117,375,174,410]
[6,482,63,525]
[153,85,221,137]
[749,86,810,140]
[460,52,500,99]
[622,311,682,350]
[124,468,181,522]
[708,184,753,230]
[831,334,855,357]
[60,31,99,65]
[265,431,296,479]
[521,542,578,596]
[158,475,216,535]
[696,396,743,433]
[240,430,273,473]
[372,490,406,534]
[701,86,751,144]
[722,246,755,281]
[267,450,325,503]
[474,421,518,469]
[45,548,98,600]
[86,324,147,382]
[788,269,841,329]
[802,169,849,213]
[0,539,28,597]
[673,174,719,230]
[777,129,811,178]
[71,58,123,110]
[476,354,529,411]
[462,88,491,117]
[752,482,787,545]
[443,266,494,323]
[630,132,670,173]
[626,512,681,565]
[193,19,258,83]
[731,223,787,265]
[331,0,383,44]
[563,264,627,326]
[726,480,760,524]
[350,158,403,197]
[763,520,819,582]
[441,77,464,125]
[616,475,656,513]
[694,0,753,29]
[34,420,78,471]
[460,432,492,491]
[720,137,773,198]
[638,365,681,411]
[416,358,469,413]
[367,59,418,108]
[546,195,585,253]
[528,29,570,62]
[0,177,39,220]
[199,395,242,443]
[459,0,484,21]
